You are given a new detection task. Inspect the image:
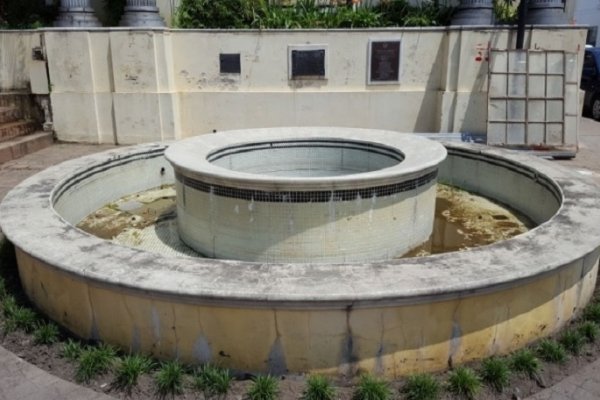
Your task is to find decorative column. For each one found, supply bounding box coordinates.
[119,0,166,27]
[451,0,494,25]
[54,0,101,27]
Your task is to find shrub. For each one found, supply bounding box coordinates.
[62,339,84,361]
[113,354,154,392]
[302,374,336,400]
[352,374,391,400]
[583,302,600,323]
[33,321,60,345]
[578,321,600,342]
[479,357,511,393]
[11,306,37,333]
[536,339,567,363]
[76,344,118,383]
[559,329,585,355]
[401,373,440,400]
[446,367,481,399]
[511,349,540,378]
[193,364,233,400]
[155,360,185,398]
[248,375,279,400]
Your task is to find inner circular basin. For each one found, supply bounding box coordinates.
[207,139,404,177]
[165,128,448,263]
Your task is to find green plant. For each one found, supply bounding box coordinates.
[511,349,540,378]
[62,339,84,361]
[536,339,567,364]
[248,375,279,400]
[583,302,600,323]
[302,374,336,400]
[352,374,391,400]
[155,360,185,398]
[33,321,59,344]
[479,357,511,393]
[193,364,233,400]
[1,295,17,317]
[559,329,585,355]
[446,367,481,399]
[113,354,154,392]
[0,278,7,300]
[11,306,38,333]
[401,373,440,400]
[76,344,118,383]
[579,321,600,342]
[493,0,518,24]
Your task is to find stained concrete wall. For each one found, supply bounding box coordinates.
[38,27,586,144]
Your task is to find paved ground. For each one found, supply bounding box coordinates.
[0,120,599,399]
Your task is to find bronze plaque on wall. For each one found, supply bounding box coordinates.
[369,41,400,83]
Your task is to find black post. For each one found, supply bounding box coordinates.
[516,0,529,49]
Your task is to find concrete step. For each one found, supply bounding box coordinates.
[0,120,39,142]
[0,107,21,124]
[0,132,54,165]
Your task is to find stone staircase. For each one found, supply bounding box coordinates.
[0,94,53,164]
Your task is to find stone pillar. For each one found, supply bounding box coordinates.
[527,0,568,25]
[119,0,166,27]
[54,0,101,27]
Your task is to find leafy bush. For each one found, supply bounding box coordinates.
[446,367,481,399]
[352,374,391,400]
[480,357,511,393]
[0,0,57,29]
[76,344,118,383]
[302,374,336,400]
[511,349,540,378]
[155,360,186,397]
[537,339,567,364]
[248,375,279,400]
[113,354,154,392]
[193,364,233,400]
[33,321,60,345]
[401,373,440,400]
[559,329,585,355]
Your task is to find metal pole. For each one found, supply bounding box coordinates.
[54,0,100,27]
[119,0,166,27]
[516,0,529,49]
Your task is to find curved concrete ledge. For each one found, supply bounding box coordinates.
[1,141,600,376]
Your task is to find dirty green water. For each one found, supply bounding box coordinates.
[77,184,533,259]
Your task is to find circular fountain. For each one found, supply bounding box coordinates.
[165,128,447,263]
[1,127,600,377]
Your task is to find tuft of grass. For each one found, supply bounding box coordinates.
[1,295,17,317]
[75,344,118,383]
[352,374,391,400]
[62,339,84,361]
[511,349,541,378]
[559,329,585,355]
[583,302,600,323]
[113,354,154,392]
[578,321,600,343]
[11,306,37,333]
[479,357,511,393]
[401,373,440,400]
[302,374,336,400]
[193,364,233,400]
[446,367,481,399]
[0,278,7,300]
[537,339,567,364]
[155,360,185,398]
[247,375,280,400]
[33,321,59,345]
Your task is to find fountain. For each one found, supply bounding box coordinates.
[1,127,600,377]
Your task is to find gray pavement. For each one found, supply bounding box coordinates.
[0,119,599,399]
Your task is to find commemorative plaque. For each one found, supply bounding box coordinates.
[220,53,241,74]
[290,49,326,79]
[369,40,400,83]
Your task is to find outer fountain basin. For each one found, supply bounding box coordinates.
[164,128,447,262]
[1,140,600,377]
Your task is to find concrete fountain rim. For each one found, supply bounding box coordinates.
[165,127,448,191]
[2,138,600,309]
